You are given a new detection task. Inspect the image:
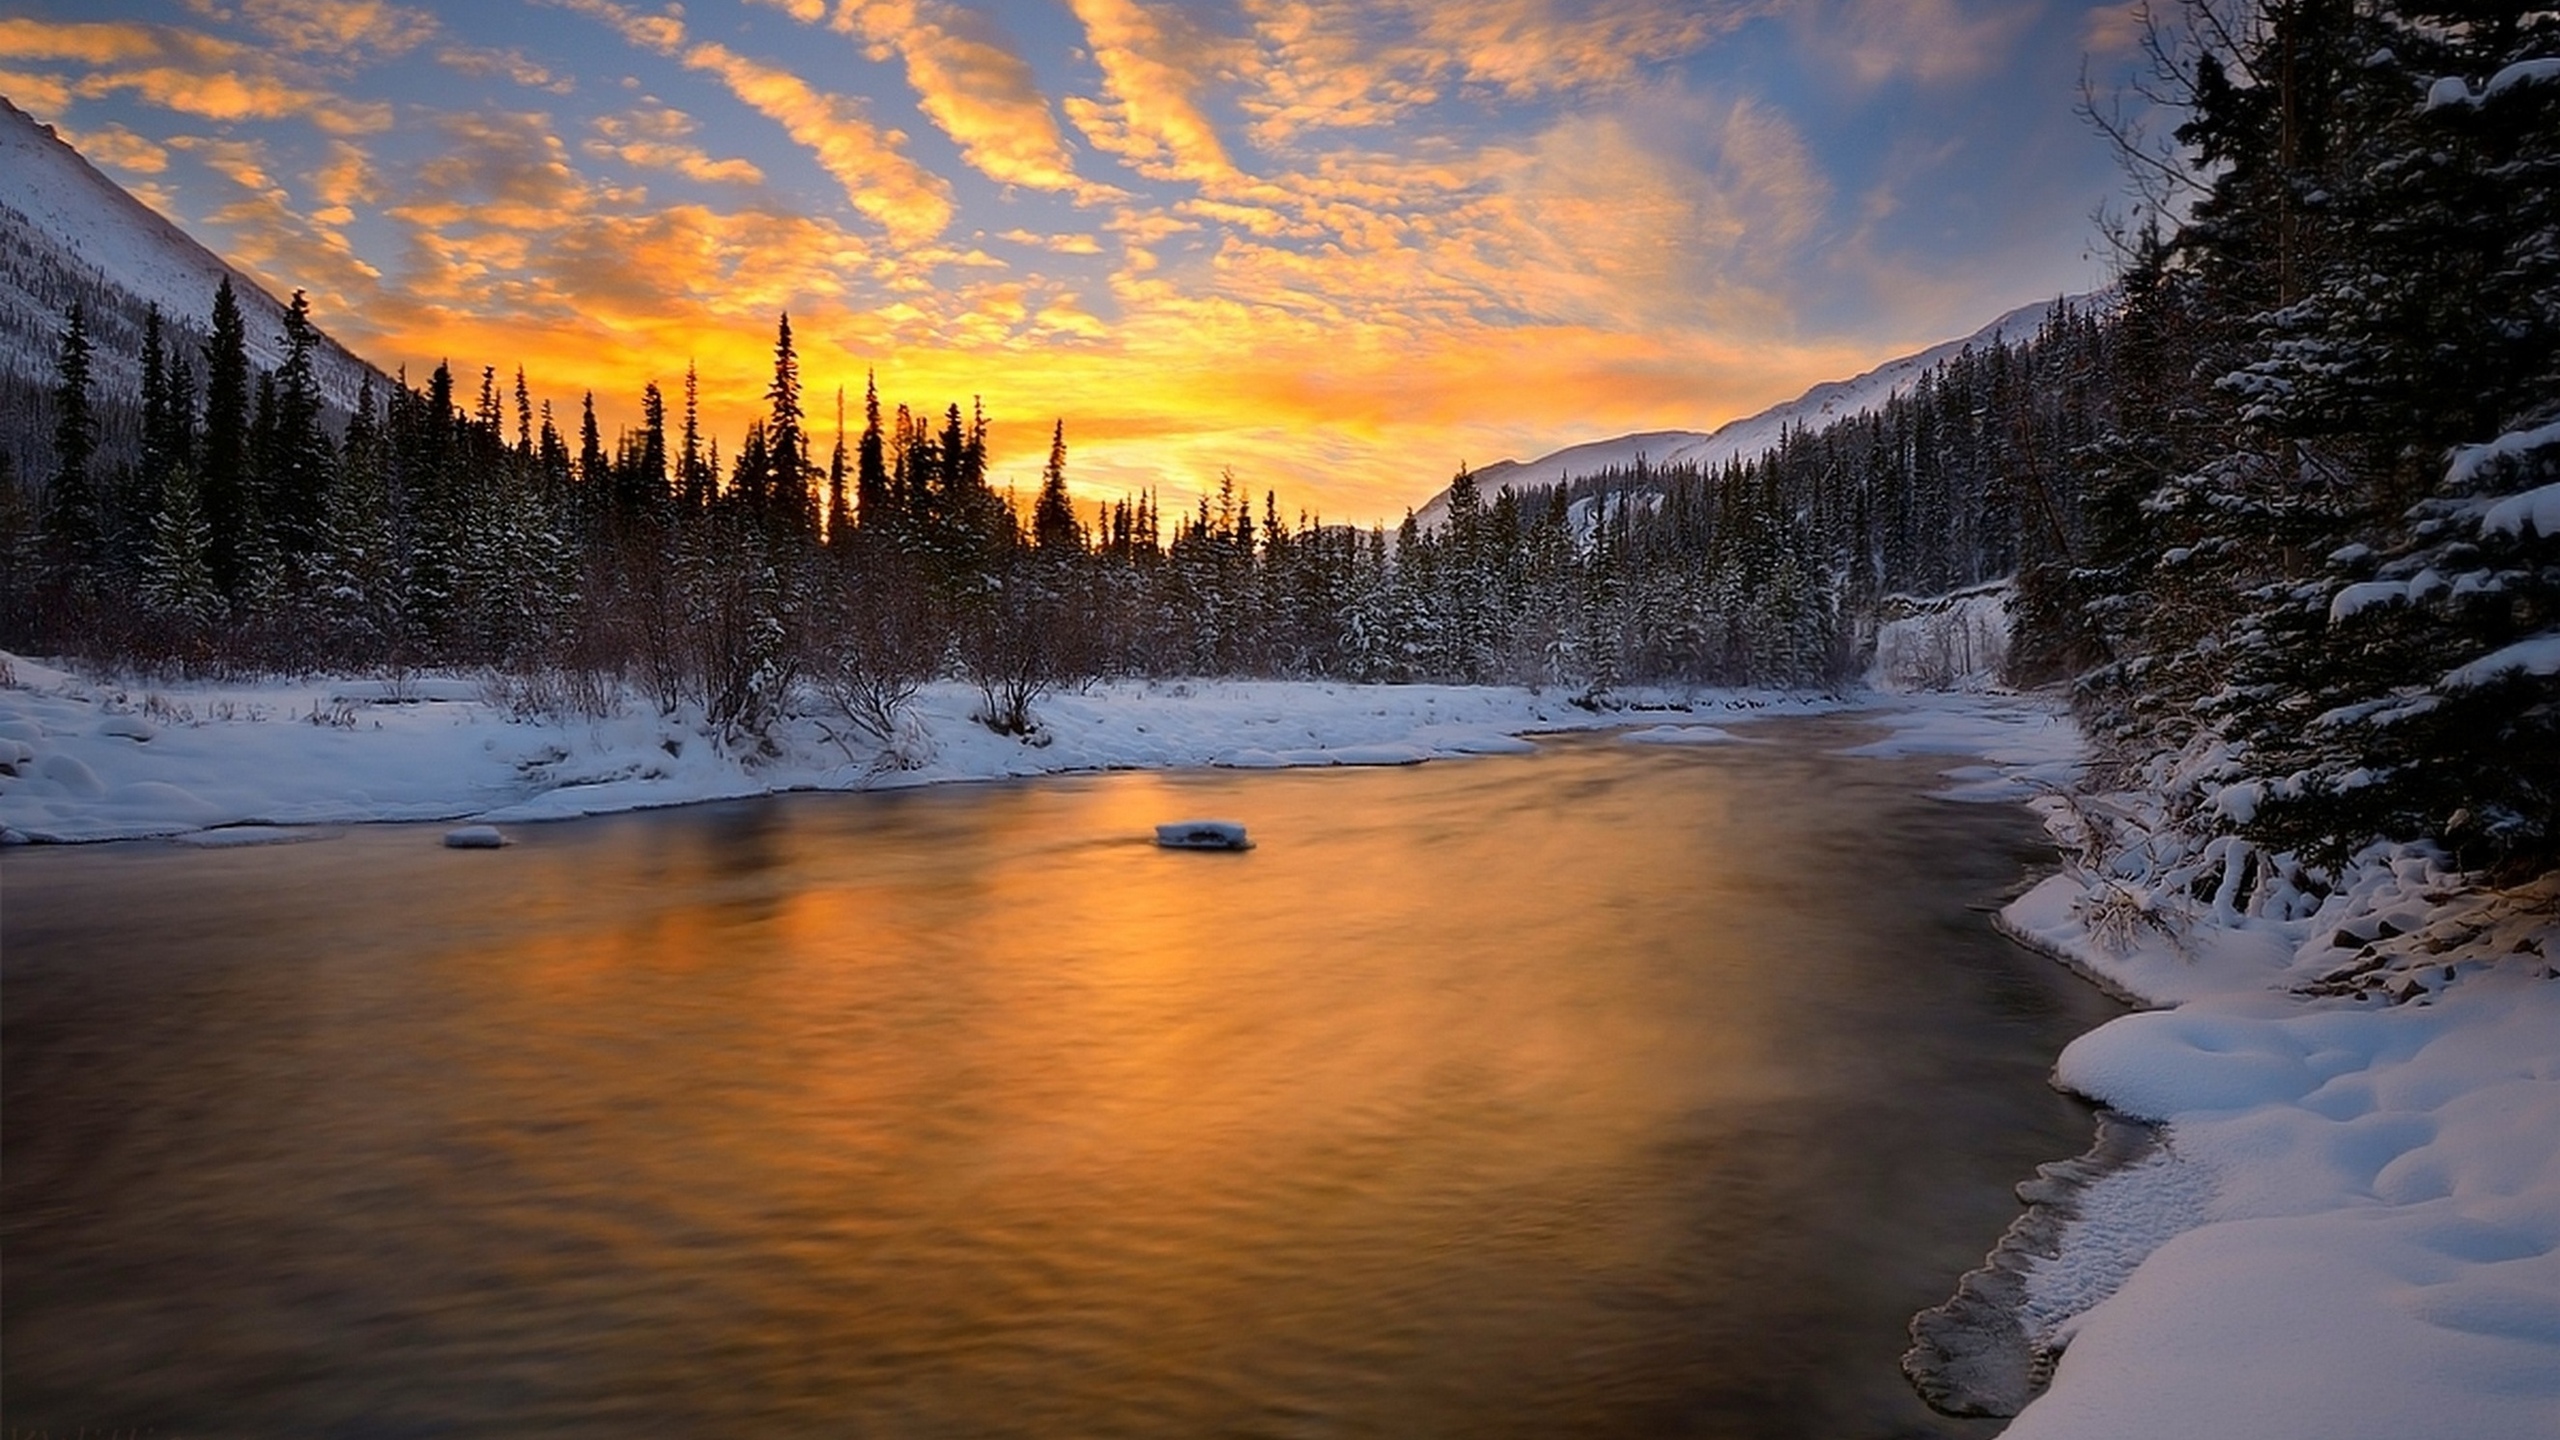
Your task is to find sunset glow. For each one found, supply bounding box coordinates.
[5,0,2135,522]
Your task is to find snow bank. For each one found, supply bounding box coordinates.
[1993,811,2560,1439]
[0,652,1865,843]
[2011,972,2560,1440]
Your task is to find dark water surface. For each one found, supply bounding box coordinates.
[3,720,2120,1439]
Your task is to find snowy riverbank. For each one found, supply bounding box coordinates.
[4,652,2059,844]
[1983,818,2560,1437]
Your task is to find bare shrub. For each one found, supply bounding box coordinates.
[811,557,943,757]
[958,557,1096,740]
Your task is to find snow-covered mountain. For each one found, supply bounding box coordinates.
[1411,294,2090,530]
[0,96,387,467]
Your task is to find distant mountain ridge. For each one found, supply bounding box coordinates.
[1411,294,2093,531]
[0,95,389,475]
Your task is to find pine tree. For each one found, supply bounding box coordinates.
[765,313,812,536]
[578,392,607,496]
[42,300,99,578]
[138,304,175,485]
[266,289,331,564]
[200,276,256,599]
[2064,0,2560,879]
[1033,419,1080,552]
[856,369,890,531]
[138,460,221,626]
[733,420,770,518]
[627,380,669,522]
[2217,5,2560,870]
[679,361,708,513]
[315,376,402,649]
[825,385,852,545]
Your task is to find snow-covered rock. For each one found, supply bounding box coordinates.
[1617,724,1742,745]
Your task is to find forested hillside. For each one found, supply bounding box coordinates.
[2050,0,2560,879]
[0,98,385,484]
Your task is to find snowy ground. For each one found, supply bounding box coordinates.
[1993,821,2560,1437]
[0,652,1904,843]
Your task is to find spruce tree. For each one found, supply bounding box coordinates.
[138,304,174,485]
[42,300,99,578]
[266,289,331,563]
[2217,5,2560,871]
[578,392,607,496]
[765,313,812,535]
[138,461,221,626]
[2062,0,2560,880]
[635,381,670,517]
[1033,419,1079,552]
[316,376,401,649]
[856,369,890,531]
[679,361,708,513]
[200,275,255,599]
[825,386,852,545]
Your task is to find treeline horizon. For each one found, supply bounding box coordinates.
[1,268,1936,743]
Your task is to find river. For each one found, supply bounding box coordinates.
[2,719,2120,1438]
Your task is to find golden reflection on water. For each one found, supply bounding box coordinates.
[3,729,2119,1439]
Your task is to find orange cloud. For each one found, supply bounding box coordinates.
[805,0,1123,204]
[0,16,392,130]
[588,104,766,184]
[2081,2,2149,57]
[311,139,374,211]
[438,44,575,93]
[57,120,169,173]
[1822,0,2039,89]
[391,111,596,233]
[163,133,387,323]
[16,1,2089,527]
[998,229,1105,256]
[678,40,954,244]
[236,0,439,59]
[1235,1,1758,142]
[0,17,167,64]
[0,68,76,111]
[554,0,952,244]
[1062,0,1238,185]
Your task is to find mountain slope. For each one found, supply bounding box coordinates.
[1412,295,2088,531]
[0,96,388,474]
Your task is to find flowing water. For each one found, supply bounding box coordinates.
[2,720,2121,1438]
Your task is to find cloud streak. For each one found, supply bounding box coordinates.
[1062,0,1239,185]
[803,0,1124,204]
[557,0,952,242]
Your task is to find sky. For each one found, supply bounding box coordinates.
[3,0,2150,525]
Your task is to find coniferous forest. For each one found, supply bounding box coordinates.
[2,0,2555,880]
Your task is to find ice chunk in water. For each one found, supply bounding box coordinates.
[1155,819,1252,851]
